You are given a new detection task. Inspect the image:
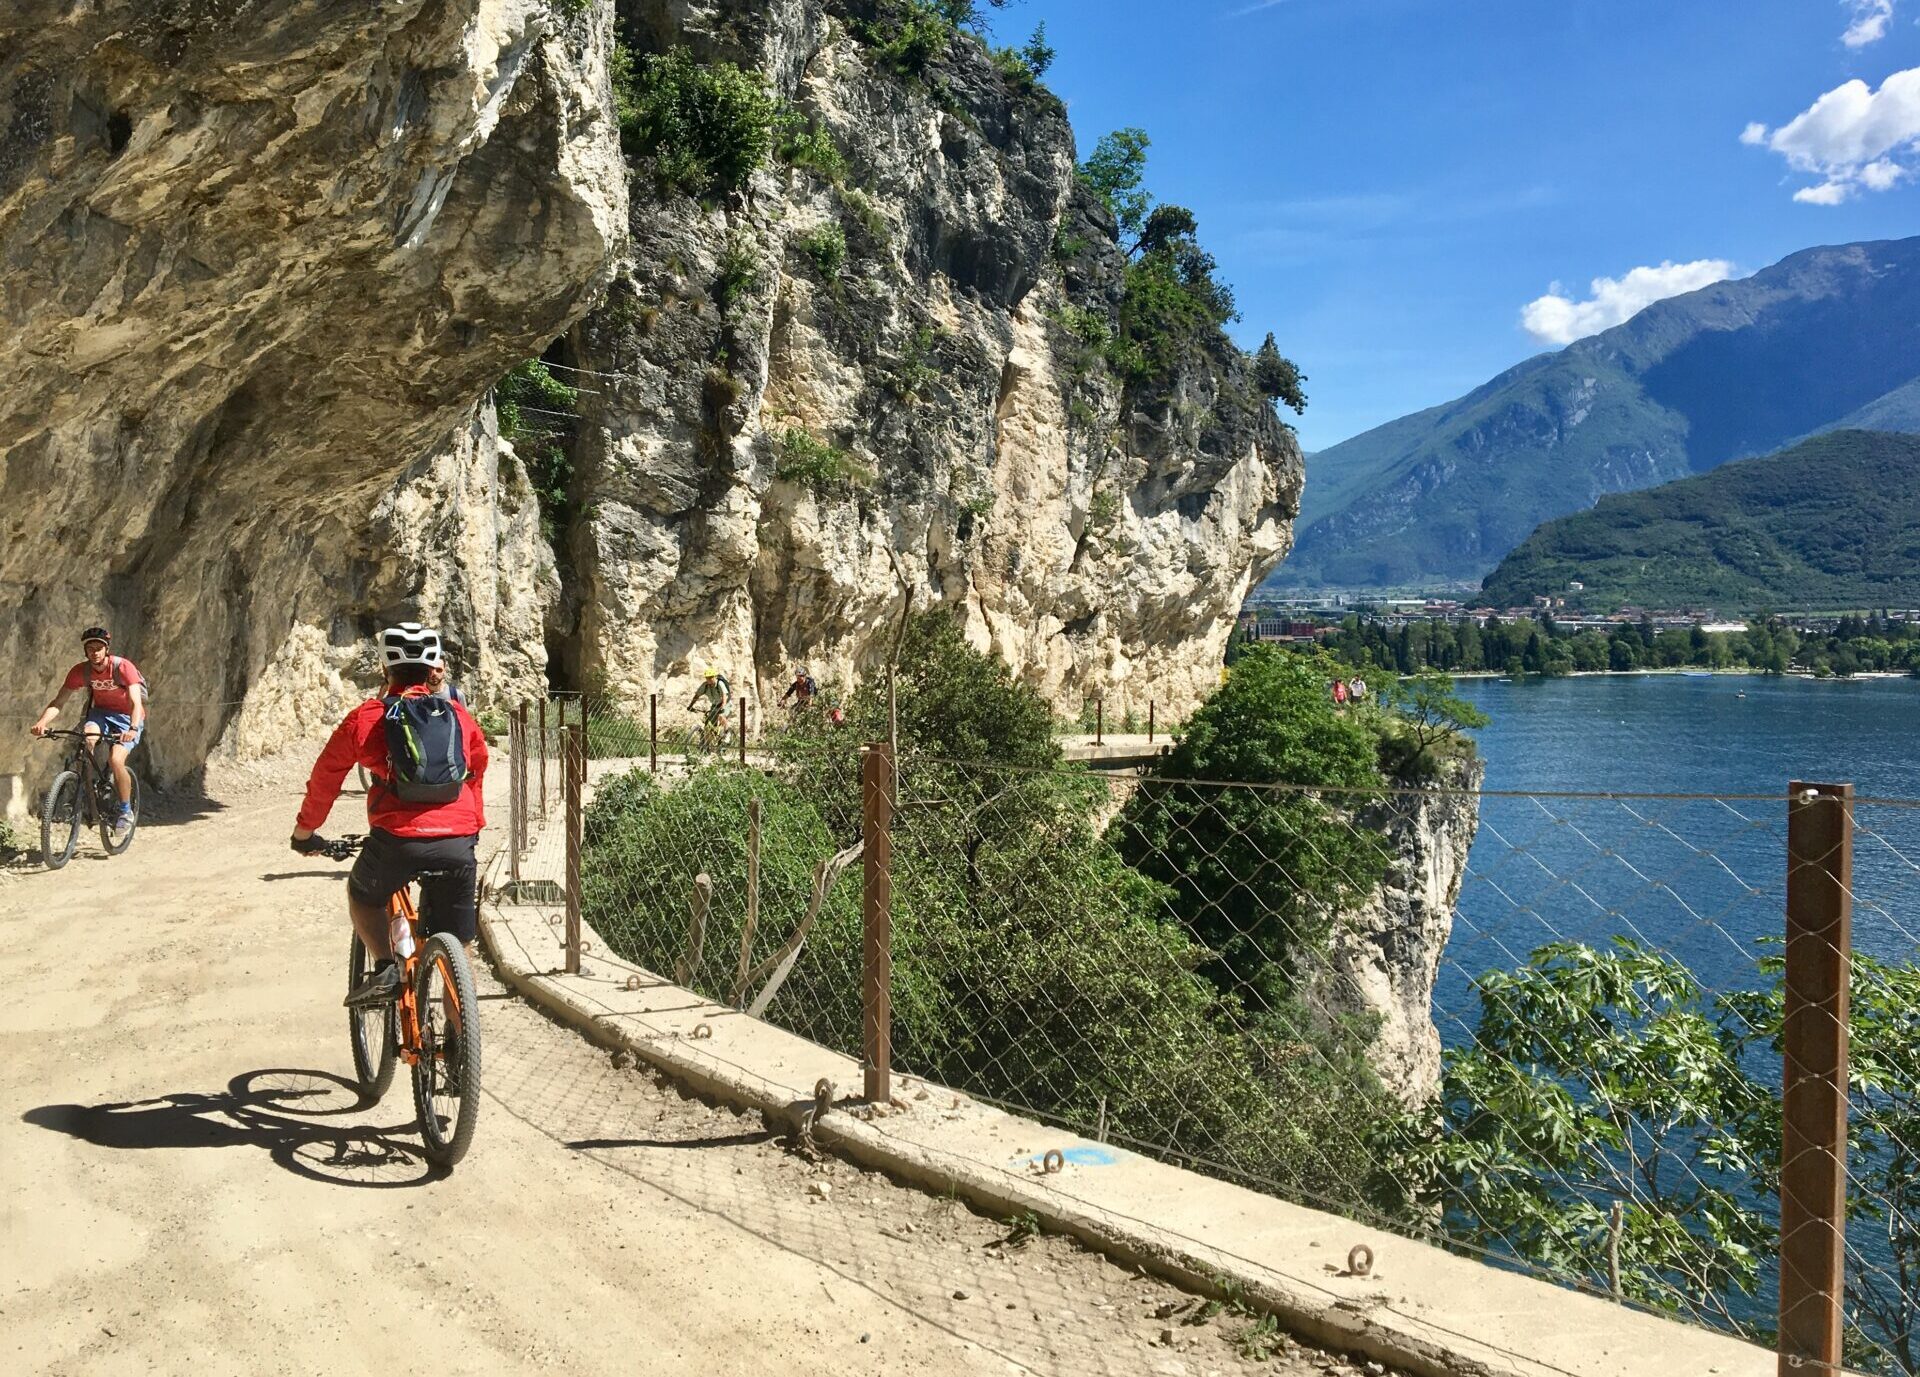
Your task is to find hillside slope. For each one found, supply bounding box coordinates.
[1278,236,1920,587]
[1479,430,1920,611]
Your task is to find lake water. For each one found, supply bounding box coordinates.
[1438,673,1920,1038]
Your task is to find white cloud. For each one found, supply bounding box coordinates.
[1793,179,1854,205]
[1520,259,1736,346]
[1841,0,1894,48]
[1743,66,1920,203]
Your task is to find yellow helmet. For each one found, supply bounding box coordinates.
[703,665,719,679]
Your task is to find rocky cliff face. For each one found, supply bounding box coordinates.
[0,0,623,799]
[1306,758,1484,1107]
[551,0,1300,721]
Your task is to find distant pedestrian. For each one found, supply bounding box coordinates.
[1332,678,1349,707]
[1349,675,1368,703]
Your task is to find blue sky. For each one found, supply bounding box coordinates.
[1000,0,1920,450]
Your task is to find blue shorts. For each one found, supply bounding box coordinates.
[85,711,143,748]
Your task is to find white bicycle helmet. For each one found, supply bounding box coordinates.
[380,622,444,667]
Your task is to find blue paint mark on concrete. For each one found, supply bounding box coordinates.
[1012,1145,1120,1168]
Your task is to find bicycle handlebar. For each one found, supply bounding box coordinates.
[298,833,364,861]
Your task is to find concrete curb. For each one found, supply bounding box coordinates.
[476,853,1775,1377]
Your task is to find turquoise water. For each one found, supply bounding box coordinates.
[1440,672,1920,1033]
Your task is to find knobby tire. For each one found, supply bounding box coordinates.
[40,771,80,869]
[411,932,481,1168]
[347,935,398,1100]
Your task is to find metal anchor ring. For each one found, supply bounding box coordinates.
[814,1078,834,1115]
[689,1022,713,1040]
[624,974,642,991]
[1347,1244,1373,1277]
[1042,1149,1065,1174]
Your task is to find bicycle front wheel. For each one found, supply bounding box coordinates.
[410,932,481,1168]
[99,774,140,855]
[40,771,80,869]
[347,935,398,1100]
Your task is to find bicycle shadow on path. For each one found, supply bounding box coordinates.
[23,1067,443,1189]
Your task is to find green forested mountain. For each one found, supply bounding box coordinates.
[1479,430,1920,612]
[1276,236,1920,588]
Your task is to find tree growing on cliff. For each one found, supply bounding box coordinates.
[1253,332,1308,415]
[1078,127,1152,239]
[1112,646,1393,1006]
[618,47,776,198]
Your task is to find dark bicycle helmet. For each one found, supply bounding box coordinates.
[81,626,111,646]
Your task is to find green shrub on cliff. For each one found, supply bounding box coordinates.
[494,359,578,541]
[616,46,776,198]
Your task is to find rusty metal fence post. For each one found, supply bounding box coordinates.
[738,696,748,767]
[564,719,584,975]
[649,692,658,774]
[1095,697,1103,747]
[1148,700,1155,744]
[861,741,894,1104]
[513,703,529,855]
[507,706,523,887]
[1778,781,1853,1377]
[538,697,548,819]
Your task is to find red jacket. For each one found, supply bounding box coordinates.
[297,691,489,838]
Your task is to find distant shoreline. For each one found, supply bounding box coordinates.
[1450,667,1915,682]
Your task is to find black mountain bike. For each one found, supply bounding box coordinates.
[38,727,141,868]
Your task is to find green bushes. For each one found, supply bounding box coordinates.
[774,111,845,180]
[796,222,847,281]
[775,427,873,494]
[614,46,776,198]
[494,359,579,542]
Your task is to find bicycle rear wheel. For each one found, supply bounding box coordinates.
[347,935,398,1100]
[99,774,140,855]
[40,771,80,869]
[410,932,481,1168]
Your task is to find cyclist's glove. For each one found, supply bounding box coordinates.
[290,833,326,856]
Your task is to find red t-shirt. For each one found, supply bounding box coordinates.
[296,691,489,838]
[63,657,145,715]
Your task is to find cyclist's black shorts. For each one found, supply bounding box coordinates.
[347,830,479,945]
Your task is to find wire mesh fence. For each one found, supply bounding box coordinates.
[503,694,1919,1374]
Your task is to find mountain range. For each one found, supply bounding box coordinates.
[1271,235,1920,589]
[1479,430,1920,613]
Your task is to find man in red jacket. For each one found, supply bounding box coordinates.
[291,624,488,1007]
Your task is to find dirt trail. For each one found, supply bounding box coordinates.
[0,761,1350,1377]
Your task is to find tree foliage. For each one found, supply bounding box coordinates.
[1253,332,1307,415]
[616,46,776,198]
[1113,646,1393,1003]
[1078,127,1152,239]
[494,358,579,541]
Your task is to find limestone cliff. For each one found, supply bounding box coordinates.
[549,0,1301,721]
[1306,759,1484,1107]
[0,0,624,798]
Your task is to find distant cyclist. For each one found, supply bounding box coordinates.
[780,665,817,712]
[290,625,488,1008]
[687,664,732,744]
[29,627,146,842]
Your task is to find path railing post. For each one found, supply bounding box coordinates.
[1779,780,1853,1377]
[564,719,584,975]
[861,741,894,1104]
[1148,700,1155,744]
[514,703,530,853]
[738,696,748,767]
[1095,697,1103,747]
[649,692,658,774]
[508,707,523,888]
[538,697,548,818]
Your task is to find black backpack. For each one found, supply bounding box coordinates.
[378,692,469,803]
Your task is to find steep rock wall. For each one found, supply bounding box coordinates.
[0,0,624,799]
[1306,758,1484,1107]
[554,0,1300,721]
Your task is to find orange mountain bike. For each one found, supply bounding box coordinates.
[319,834,481,1169]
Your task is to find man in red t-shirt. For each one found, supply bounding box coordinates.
[290,624,489,1007]
[30,626,147,838]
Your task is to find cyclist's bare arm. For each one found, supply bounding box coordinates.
[29,685,75,736]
